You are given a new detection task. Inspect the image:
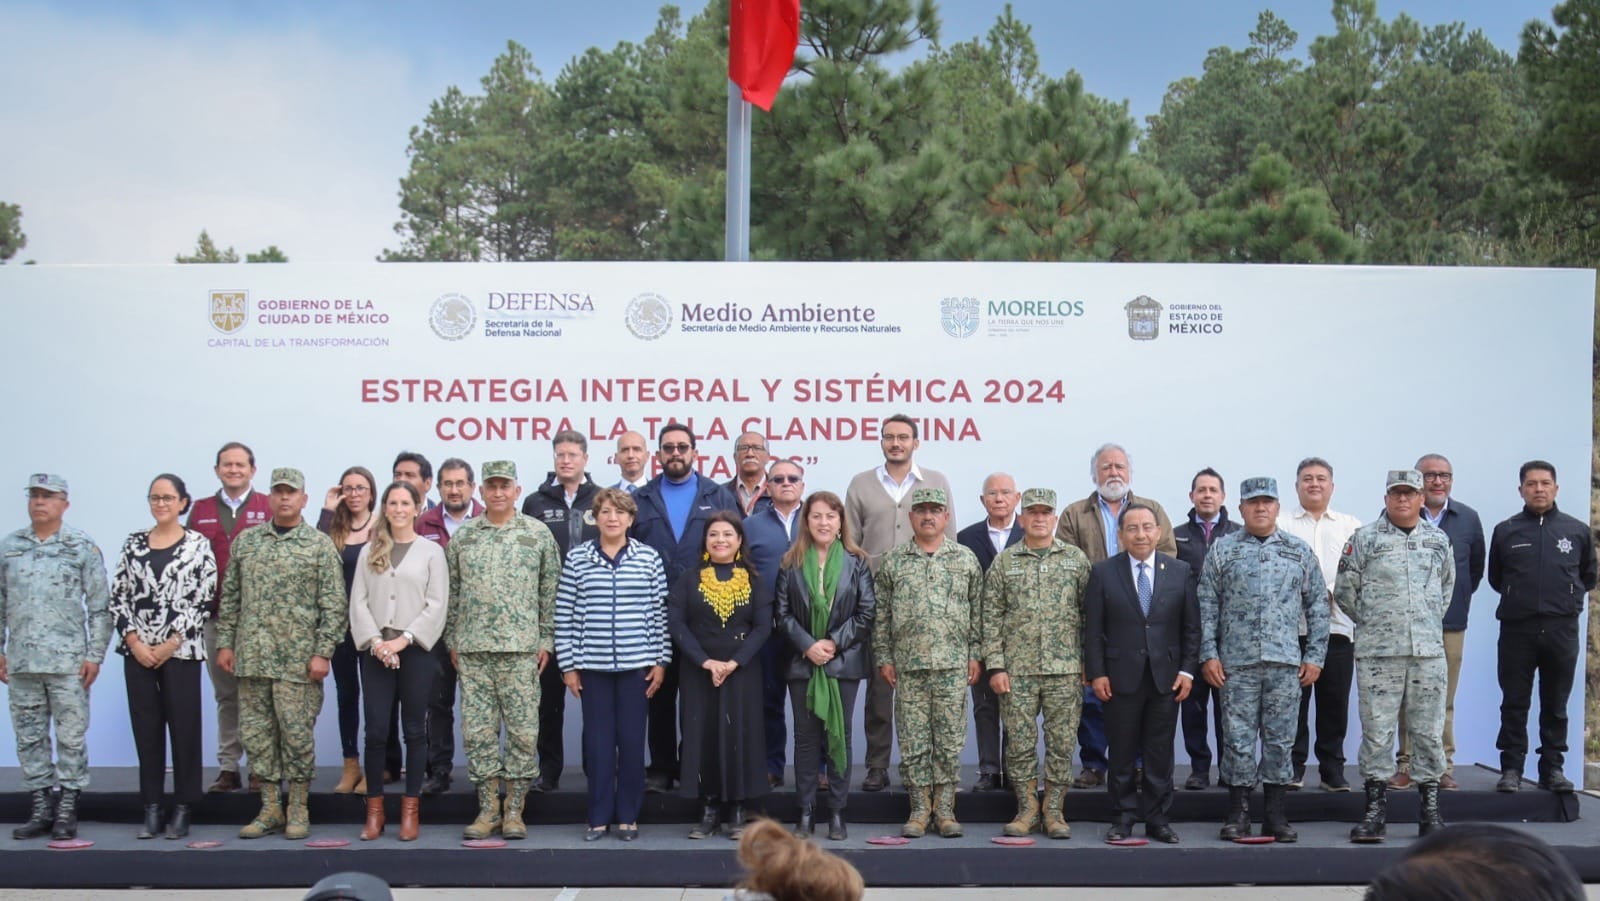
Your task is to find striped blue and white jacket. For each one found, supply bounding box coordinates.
[555,538,671,672]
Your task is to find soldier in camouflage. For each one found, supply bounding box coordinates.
[982,488,1092,840]
[216,468,346,841]
[1199,477,1328,844]
[873,487,984,839]
[1336,469,1454,843]
[445,460,561,841]
[1,474,112,841]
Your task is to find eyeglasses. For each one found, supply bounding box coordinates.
[342,485,371,494]
[148,495,180,505]
[768,475,802,485]
[1421,472,1453,482]
[660,443,692,454]
[736,443,767,454]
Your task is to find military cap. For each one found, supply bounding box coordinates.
[1019,487,1057,510]
[270,468,306,491]
[24,473,68,494]
[481,460,518,482]
[1386,469,1424,492]
[1239,477,1278,501]
[910,487,948,508]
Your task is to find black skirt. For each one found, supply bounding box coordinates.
[677,638,770,802]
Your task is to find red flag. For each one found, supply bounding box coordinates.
[729,0,800,111]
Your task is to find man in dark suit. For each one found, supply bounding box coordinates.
[1084,503,1201,844]
[630,422,740,792]
[1171,467,1240,790]
[956,472,1024,792]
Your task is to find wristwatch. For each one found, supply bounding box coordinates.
[402,630,415,646]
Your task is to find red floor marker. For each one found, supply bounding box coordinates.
[186,840,225,850]
[1233,835,1277,845]
[866,835,911,846]
[305,838,350,849]
[991,836,1035,846]
[1105,837,1149,847]
[46,839,93,850]
[462,838,508,849]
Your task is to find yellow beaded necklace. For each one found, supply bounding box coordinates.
[700,565,752,627]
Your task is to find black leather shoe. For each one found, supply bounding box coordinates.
[1105,822,1132,842]
[1539,772,1575,793]
[534,777,559,794]
[618,824,639,842]
[974,773,1003,792]
[1496,769,1521,792]
[1147,824,1180,844]
[420,772,451,796]
[138,804,163,840]
[1072,768,1105,789]
[861,768,888,792]
[795,808,815,837]
[644,773,672,794]
[826,809,847,841]
[583,826,607,842]
[1184,772,1210,791]
[1321,769,1350,792]
[165,804,192,840]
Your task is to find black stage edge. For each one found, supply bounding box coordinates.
[0,764,1586,889]
[6,825,1600,889]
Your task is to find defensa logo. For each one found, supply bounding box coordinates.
[1125,295,1162,341]
[626,293,673,340]
[940,297,979,338]
[429,293,476,341]
[209,290,249,335]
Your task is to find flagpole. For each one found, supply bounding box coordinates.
[724,80,751,263]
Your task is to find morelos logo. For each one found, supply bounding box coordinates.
[940,297,979,338]
[429,293,476,341]
[626,293,672,340]
[1125,295,1162,341]
[209,290,249,335]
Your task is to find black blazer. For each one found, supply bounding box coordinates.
[1083,551,1200,695]
[956,519,1024,572]
[775,551,876,681]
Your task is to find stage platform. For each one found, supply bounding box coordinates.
[0,764,1589,890]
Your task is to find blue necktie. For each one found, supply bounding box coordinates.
[1137,562,1152,617]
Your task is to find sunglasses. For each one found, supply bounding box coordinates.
[768,475,802,484]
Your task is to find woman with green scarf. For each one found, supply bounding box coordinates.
[776,491,876,841]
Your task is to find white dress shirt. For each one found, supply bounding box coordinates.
[1278,507,1363,638]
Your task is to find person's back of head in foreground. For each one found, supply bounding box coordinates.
[1365,822,1582,901]
[727,817,865,901]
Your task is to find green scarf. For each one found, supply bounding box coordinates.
[803,543,848,771]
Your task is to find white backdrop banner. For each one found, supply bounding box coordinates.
[0,262,1593,779]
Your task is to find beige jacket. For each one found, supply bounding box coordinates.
[349,538,449,651]
[1054,491,1177,564]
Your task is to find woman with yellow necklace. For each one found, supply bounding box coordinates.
[669,511,773,841]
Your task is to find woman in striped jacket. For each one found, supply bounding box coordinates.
[555,487,671,842]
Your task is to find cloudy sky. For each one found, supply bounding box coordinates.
[0,0,1557,264]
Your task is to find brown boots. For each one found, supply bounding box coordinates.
[361,797,385,841]
[362,796,421,841]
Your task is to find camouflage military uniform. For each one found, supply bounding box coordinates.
[1335,515,1454,783]
[1199,529,1328,786]
[873,536,983,787]
[982,538,1092,785]
[445,512,561,785]
[0,524,112,791]
[216,520,345,782]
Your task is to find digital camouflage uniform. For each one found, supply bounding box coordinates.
[444,506,561,788]
[1336,511,1454,783]
[873,522,983,794]
[1199,525,1328,786]
[982,534,1091,787]
[0,515,112,792]
[216,516,345,783]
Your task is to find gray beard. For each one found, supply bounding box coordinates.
[1098,480,1129,502]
